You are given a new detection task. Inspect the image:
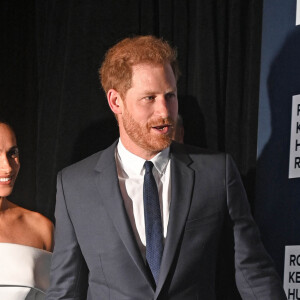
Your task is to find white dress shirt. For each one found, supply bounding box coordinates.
[115,139,171,260]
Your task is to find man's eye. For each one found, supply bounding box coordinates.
[144,96,155,101]
[8,148,19,158]
[165,92,176,100]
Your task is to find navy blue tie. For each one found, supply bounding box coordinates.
[143,161,163,284]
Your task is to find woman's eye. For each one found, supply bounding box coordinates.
[8,148,19,159]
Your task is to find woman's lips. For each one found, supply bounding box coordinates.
[0,177,13,185]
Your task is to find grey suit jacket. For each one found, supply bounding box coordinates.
[46,141,287,300]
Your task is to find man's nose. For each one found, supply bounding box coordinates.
[0,155,12,173]
[155,97,169,118]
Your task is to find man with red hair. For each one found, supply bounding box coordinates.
[47,36,286,300]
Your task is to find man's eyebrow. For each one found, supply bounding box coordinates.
[142,87,177,95]
[165,89,177,94]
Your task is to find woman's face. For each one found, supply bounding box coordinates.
[0,123,20,198]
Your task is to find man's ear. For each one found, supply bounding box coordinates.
[107,89,123,115]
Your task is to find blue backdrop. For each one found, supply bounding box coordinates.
[255,0,300,278]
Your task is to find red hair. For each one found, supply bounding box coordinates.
[99,35,180,97]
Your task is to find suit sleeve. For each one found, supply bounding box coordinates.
[46,171,88,300]
[226,154,287,300]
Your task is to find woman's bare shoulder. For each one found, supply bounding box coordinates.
[20,207,54,252]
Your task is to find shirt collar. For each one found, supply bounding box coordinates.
[116,139,170,176]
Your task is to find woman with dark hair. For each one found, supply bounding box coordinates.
[0,121,54,299]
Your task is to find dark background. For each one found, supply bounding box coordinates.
[1,0,262,233]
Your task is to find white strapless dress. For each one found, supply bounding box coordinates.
[0,243,52,300]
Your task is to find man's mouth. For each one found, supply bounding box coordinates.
[152,125,171,134]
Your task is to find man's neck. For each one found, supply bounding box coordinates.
[119,137,161,161]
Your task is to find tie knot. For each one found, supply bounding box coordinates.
[144,161,154,173]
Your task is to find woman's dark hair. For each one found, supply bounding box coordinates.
[0,119,16,138]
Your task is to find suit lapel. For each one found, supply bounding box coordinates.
[94,142,155,288]
[155,143,195,298]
